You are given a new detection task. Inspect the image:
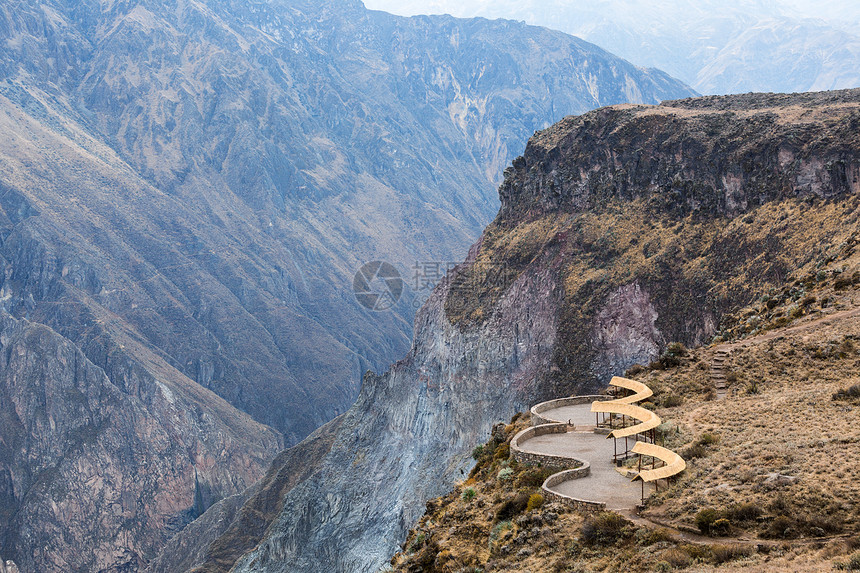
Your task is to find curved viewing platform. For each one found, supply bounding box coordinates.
[514,376,686,510]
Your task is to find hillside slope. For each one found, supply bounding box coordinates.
[179,90,860,573]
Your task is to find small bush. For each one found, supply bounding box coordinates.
[495,492,530,521]
[711,543,752,564]
[835,551,860,571]
[833,384,860,401]
[697,433,720,446]
[635,527,674,546]
[408,532,426,552]
[726,502,762,523]
[489,520,513,547]
[514,467,555,488]
[682,444,707,460]
[662,394,684,408]
[660,548,691,568]
[835,276,855,290]
[711,518,732,536]
[493,443,510,460]
[666,342,687,356]
[472,445,485,460]
[625,363,646,377]
[580,512,632,546]
[497,468,514,481]
[461,487,476,501]
[526,493,544,511]
[695,508,722,535]
[761,515,796,539]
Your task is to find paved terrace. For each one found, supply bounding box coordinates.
[515,378,685,511]
[517,412,650,510]
[519,402,654,510]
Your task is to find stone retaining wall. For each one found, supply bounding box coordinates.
[530,395,605,425]
[510,424,584,469]
[542,469,606,512]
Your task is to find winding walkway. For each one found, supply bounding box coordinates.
[512,377,685,511]
[516,417,648,510]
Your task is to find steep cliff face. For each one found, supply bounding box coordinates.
[181,89,860,573]
[0,312,281,573]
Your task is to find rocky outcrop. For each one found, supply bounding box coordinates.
[181,89,860,573]
[0,312,281,573]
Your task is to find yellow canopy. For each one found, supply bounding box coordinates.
[630,441,686,482]
[590,401,661,438]
[604,376,653,404]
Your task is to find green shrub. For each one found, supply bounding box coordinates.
[662,394,683,408]
[472,445,485,460]
[761,515,795,539]
[526,493,544,512]
[580,512,632,546]
[497,468,514,481]
[461,487,476,501]
[635,527,674,546]
[666,342,687,356]
[489,520,513,541]
[695,508,723,535]
[408,532,426,552]
[711,518,731,536]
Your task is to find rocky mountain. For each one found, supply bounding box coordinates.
[364,0,860,95]
[0,312,282,573]
[165,88,860,573]
[0,0,696,570]
[0,0,692,442]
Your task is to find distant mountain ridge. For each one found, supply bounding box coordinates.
[0,0,694,570]
[365,0,860,95]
